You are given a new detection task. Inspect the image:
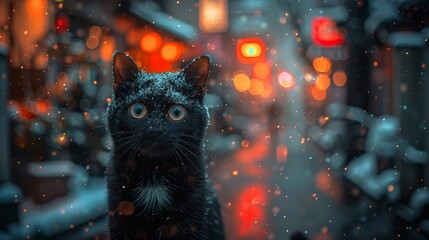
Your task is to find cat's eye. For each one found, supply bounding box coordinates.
[168,105,186,121]
[129,103,147,119]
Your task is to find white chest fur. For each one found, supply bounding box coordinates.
[133,183,172,213]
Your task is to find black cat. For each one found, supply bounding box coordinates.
[106,52,225,240]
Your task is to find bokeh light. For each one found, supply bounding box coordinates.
[140,32,162,53]
[241,42,263,58]
[248,79,264,96]
[312,86,327,101]
[89,25,102,37]
[233,73,251,92]
[277,71,295,90]
[315,74,331,90]
[333,71,347,87]
[86,36,99,49]
[313,56,332,73]
[276,144,288,164]
[161,42,183,62]
[260,83,273,98]
[253,62,270,79]
[304,73,313,82]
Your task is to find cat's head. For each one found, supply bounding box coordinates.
[107,52,210,160]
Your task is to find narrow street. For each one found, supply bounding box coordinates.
[210,21,350,239]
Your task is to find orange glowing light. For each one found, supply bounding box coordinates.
[304,73,313,82]
[260,83,273,98]
[277,71,295,90]
[241,43,262,58]
[312,86,326,101]
[333,71,347,87]
[253,62,270,79]
[248,79,264,96]
[241,140,250,148]
[100,36,116,62]
[140,32,162,53]
[233,73,251,92]
[236,38,265,64]
[232,170,239,176]
[313,56,332,73]
[315,74,331,90]
[276,144,288,164]
[161,42,183,62]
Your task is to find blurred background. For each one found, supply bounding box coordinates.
[0,0,428,239]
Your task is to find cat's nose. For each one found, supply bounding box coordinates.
[148,126,164,135]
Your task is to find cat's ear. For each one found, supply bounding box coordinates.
[112,51,139,91]
[182,56,210,100]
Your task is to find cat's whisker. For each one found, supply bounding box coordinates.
[177,139,201,150]
[174,143,198,170]
[126,141,143,180]
[175,134,216,148]
[116,138,140,160]
[170,145,188,186]
[176,143,200,159]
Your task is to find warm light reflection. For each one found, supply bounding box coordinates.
[233,73,251,92]
[236,185,267,238]
[277,71,295,90]
[276,144,288,164]
[313,56,332,73]
[140,32,162,53]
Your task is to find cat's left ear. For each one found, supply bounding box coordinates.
[112,51,139,91]
[182,56,210,101]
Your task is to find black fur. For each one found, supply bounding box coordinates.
[106,52,225,240]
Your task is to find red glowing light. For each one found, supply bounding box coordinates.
[311,16,345,47]
[235,185,267,238]
[147,53,172,73]
[56,14,70,33]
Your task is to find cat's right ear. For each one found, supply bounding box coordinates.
[112,51,139,91]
